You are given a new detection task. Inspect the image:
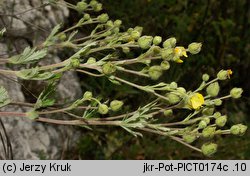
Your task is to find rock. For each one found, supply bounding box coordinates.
[0,0,81,159]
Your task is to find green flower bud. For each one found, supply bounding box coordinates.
[70,57,80,68]
[206,82,220,97]
[76,1,88,13]
[160,61,170,70]
[138,36,153,49]
[163,37,176,48]
[90,0,98,7]
[58,33,66,41]
[183,133,197,144]
[98,104,109,115]
[215,115,227,127]
[166,93,181,104]
[214,99,222,106]
[202,126,216,138]
[201,143,218,157]
[83,91,92,100]
[106,20,114,28]
[198,120,207,129]
[110,100,123,111]
[114,20,122,27]
[102,62,116,75]
[97,13,109,23]
[177,87,186,94]
[202,74,210,82]
[217,70,229,80]
[148,66,163,80]
[86,57,96,64]
[188,42,202,54]
[93,3,102,12]
[170,82,178,89]
[230,124,247,136]
[83,13,90,20]
[161,48,174,60]
[202,107,214,116]
[203,117,210,125]
[152,46,161,54]
[134,26,143,34]
[122,47,130,54]
[163,109,173,116]
[130,30,141,40]
[153,36,162,45]
[230,88,243,99]
[213,112,221,119]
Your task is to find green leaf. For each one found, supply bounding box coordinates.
[16,67,54,80]
[9,47,47,64]
[34,81,56,109]
[0,86,11,108]
[43,24,61,46]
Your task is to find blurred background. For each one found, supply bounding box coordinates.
[65,0,250,159]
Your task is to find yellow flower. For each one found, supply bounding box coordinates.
[173,47,188,63]
[174,47,188,57]
[190,93,204,109]
[227,69,233,78]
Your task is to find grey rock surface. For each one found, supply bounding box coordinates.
[0,0,82,159]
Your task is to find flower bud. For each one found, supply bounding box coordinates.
[170,82,178,89]
[214,99,222,106]
[166,93,181,104]
[86,57,96,64]
[163,109,173,116]
[90,0,98,7]
[160,61,170,70]
[206,82,220,97]
[161,48,174,60]
[93,3,102,12]
[177,87,186,94]
[106,20,114,28]
[188,42,202,54]
[215,115,227,127]
[213,112,221,119]
[230,124,247,136]
[148,66,163,80]
[202,126,216,138]
[217,69,232,80]
[76,1,88,13]
[83,91,92,100]
[163,37,176,48]
[114,20,122,27]
[110,100,123,111]
[202,107,214,116]
[102,62,116,75]
[230,88,243,99]
[98,104,109,115]
[183,133,197,144]
[201,143,218,157]
[138,36,153,49]
[198,120,207,129]
[130,30,141,40]
[58,33,66,41]
[97,13,109,23]
[134,26,143,34]
[83,13,90,20]
[70,57,80,68]
[122,47,130,54]
[203,117,210,124]
[202,74,209,82]
[153,36,162,45]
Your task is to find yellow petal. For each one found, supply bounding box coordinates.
[190,93,204,109]
[182,51,188,57]
[176,59,183,63]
